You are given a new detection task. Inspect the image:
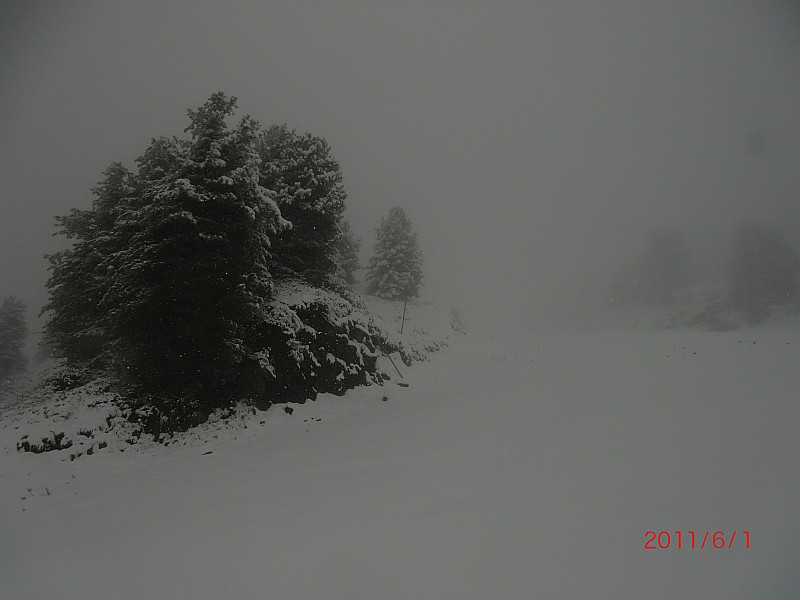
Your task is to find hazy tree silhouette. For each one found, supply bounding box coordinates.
[611,227,692,307]
[729,221,799,324]
[0,297,27,381]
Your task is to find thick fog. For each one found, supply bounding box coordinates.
[2,0,800,338]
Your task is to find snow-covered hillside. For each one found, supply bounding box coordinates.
[1,307,798,599]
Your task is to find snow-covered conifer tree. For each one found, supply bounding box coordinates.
[43,92,398,433]
[256,125,346,283]
[365,207,423,300]
[110,94,286,408]
[43,162,136,367]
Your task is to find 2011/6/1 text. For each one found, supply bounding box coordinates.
[643,530,750,550]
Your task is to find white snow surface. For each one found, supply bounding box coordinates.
[1,304,799,599]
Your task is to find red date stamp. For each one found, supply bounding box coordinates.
[644,530,750,550]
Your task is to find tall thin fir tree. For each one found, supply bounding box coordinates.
[40,92,290,429]
[0,297,27,381]
[365,206,423,300]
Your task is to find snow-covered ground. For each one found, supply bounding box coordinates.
[1,305,799,599]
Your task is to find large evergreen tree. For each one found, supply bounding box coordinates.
[0,296,27,381]
[105,93,287,412]
[42,92,397,433]
[44,93,289,427]
[256,124,346,283]
[365,206,423,300]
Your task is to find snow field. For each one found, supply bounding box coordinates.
[1,311,798,599]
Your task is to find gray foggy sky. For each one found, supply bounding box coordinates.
[2,0,800,335]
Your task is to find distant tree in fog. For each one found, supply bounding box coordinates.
[610,228,691,306]
[0,296,27,381]
[729,222,799,324]
[336,219,361,284]
[366,206,423,300]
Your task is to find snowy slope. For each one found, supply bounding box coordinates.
[1,312,799,599]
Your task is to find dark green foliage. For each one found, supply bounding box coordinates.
[43,163,135,366]
[257,125,346,283]
[366,207,423,300]
[123,280,394,436]
[0,296,27,380]
[44,366,95,391]
[105,93,286,410]
[729,222,799,324]
[42,92,400,434]
[250,280,392,405]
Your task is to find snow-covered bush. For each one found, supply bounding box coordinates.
[44,365,97,391]
[247,280,399,404]
[116,280,405,437]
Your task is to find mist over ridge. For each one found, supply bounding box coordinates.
[1,0,799,338]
